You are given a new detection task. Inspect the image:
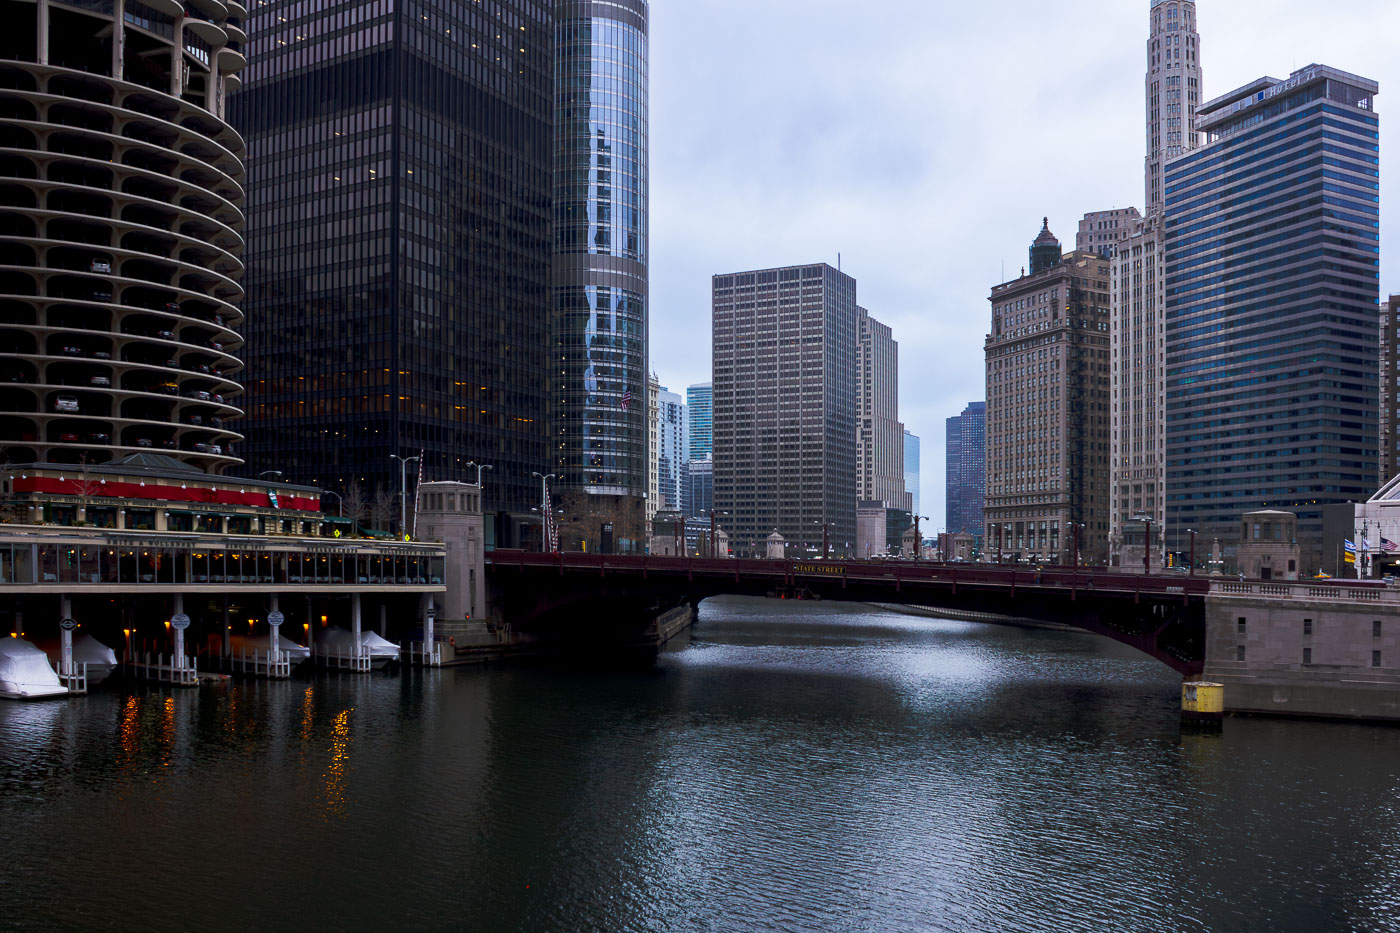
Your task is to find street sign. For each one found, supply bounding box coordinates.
[59,618,77,632]
[268,610,285,626]
[171,612,191,631]
[425,606,437,620]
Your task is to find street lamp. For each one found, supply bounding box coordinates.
[258,470,283,480]
[1186,528,1198,577]
[709,509,729,558]
[912,515,930,560]
[321,490,342,517]
[530,471,556,553]
[813,520,830,559]
[1133,511,1153,576]
[467,461,493,486]
[390,454,420,538]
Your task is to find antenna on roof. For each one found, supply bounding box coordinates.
[838,251,841,271]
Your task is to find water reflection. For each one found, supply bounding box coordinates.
[1,598,1398,933]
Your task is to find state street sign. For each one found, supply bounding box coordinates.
[59,618,77,631]
[268,610,285,626]
[171,613,191,631]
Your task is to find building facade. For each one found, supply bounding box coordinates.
[904,429,920,515]
[1076,208,1141,258]
[945,401,985,536]
[712,263,857,557]
[1163,65,1380,571]
[230,0,553,529]
[1381,295,1400,484]
[685,458,712,518]
[856,307,905,508]
[1109,0,1205,568]
[0,0,247,474]
[646,372,659,524]
[656,384,685,511]
[551,0,649,546]
[686,382,712,462]
[985,221,1111,564]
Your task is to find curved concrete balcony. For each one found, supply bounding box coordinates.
[217,44,247,73]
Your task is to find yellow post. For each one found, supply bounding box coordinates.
[1181,680,1224,729]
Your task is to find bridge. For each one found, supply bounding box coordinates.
[485,551,1222,674]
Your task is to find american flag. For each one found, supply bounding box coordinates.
[620,389,632,411]
[1384,537,1398,553]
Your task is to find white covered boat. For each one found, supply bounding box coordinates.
[315,627,401,669]
[0,636,69,700]
[33,634,119,686]
[227,633,311,663]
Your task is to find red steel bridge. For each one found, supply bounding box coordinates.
[486,551,1225,674]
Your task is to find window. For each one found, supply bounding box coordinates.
[1237,616,1247,635]
[1375,621,1382,638]
[1374,651,1382,668]
[1303,619,1313,636]
[1236,645,1246,662]
[1303,648,1312,665]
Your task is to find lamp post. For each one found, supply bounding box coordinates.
[321,490,342,517]
[1186,528,1198,577]
[390,454,420,538]
[1133,511,1152,576]
[912,515,929,560]
[258,470,283,480]
[467,461,493,486]
[813,520,830,559]
[529,471,556,553]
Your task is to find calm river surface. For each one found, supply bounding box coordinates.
[4,597,1400,932]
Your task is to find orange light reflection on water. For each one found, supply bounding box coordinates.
[321,707,353,820]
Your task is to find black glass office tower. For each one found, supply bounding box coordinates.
[551,0,648,550]
[1164,65,1380,568]
[230,0,553,524]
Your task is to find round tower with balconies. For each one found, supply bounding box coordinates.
[0,0,246,474]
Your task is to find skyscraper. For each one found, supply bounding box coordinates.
[1076,208,1141,259]
[856,307,905,507]
[985,221,1112,564]
[946,402,986,536]
[655,384,686,511]
[231,0,553,529]
[1163,65,1380,569]
[713,264,857,557]
[1109,0,1204,567]
[1381,295,1400,484]
[904,430,921,516]
[686,382,713,462]
[552,0,649,548]
[0,0,247,474]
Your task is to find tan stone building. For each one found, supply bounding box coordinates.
[1075,208,1141,258]
[985,221,1111,564]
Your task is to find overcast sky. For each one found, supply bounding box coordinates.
[645,0,1399,528]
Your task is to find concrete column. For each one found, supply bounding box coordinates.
[112,0,124,80]
[267,594,281,668]
[221,596,230,656]
[37,0,49,66]
[59,593,73,678]
[351,593,362,661]
[379,602,386,638]
[171,593,185,672]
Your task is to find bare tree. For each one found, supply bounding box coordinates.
[342,479,369,528]
[370,483,396,533]
[70,455,102,524]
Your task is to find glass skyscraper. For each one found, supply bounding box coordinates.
[1164,65,1379,567]
[904,430,920,516]
[231,0,554,526]
[552,0,648,539]
[945,403,985,536]
[687,382,712,461]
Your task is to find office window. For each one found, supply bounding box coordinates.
[1303,619,1313,636]
[1237,616,1246,635]
[1236,645,1246,662]
[1303,648,1312,665]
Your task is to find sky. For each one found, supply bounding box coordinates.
[645,0,1400,529]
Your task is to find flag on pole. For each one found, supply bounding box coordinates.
[1362,536,1373,552]
[1344,539,1357,564]
[1382,537,1398,553]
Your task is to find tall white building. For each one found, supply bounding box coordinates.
[856,308,906,508]
[657,385,687,511]
[647,374,660,524]
[1109,0,1203,566]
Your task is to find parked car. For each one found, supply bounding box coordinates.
[58,432,78,443]
[91,290,112,302]
[190,442,210,453]
[163,301,181,313]
[59,346,83,357]
[156,330,175,340]
[160,439,177,449]
[6,372,27,383]
[157,383,179,395]
[195,364,211,374]
[209,416,223,428]
[91,351,111,360]
[89,259,111,273]
[89,375,110,387]
[208,341,224,351]
[211,393,224,404]
[135,438,153,448]
[186,415,203,426]
[53,395,80,413]
[209,444,222,455]
[87,432,110,444]
[164,358,179,368]
[184,390,211,401]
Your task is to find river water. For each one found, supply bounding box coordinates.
[3,597,1400,933]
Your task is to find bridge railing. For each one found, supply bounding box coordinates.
[1211,580,1391,602]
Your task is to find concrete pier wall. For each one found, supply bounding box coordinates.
[1204,584,1400,721]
